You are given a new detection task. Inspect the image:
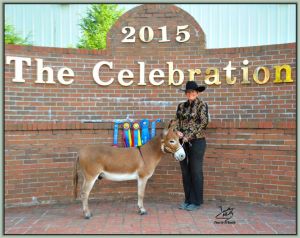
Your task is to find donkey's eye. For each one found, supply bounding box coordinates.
[169,140,176,144]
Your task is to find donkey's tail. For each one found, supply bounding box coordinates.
[73,155,79,200]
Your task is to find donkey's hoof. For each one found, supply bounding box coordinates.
[84,212,93,219]
[138,210,148,215]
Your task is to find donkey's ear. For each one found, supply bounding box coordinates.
[167,120,176,129]
[161,128,169,139]
[167,120,178,133]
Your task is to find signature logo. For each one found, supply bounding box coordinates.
[214,206,236,224]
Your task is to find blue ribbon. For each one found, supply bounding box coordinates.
[140,119,150,145]
[151,119,161,139]
[113,121,120,146]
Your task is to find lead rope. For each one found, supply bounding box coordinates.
[180,140,191,164]
[181,140,192,147]
[137,146,145,164]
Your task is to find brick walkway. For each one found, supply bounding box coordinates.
[5,200,296,234]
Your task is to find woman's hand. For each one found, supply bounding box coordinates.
[177,131,184,138]
[177,131,189,143]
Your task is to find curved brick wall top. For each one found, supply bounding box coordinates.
[107,4,206,56]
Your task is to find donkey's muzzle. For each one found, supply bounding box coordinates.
[174,147,186,161]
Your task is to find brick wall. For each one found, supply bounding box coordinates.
[5,4,296,207]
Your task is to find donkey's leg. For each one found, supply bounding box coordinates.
[137,177,149,215]
[81,175,97,219]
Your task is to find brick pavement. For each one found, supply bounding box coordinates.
[4,200,296,234]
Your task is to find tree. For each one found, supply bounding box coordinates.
[77,4,124,50]
[5,23,31,45]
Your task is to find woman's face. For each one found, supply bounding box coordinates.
[186,90,199,101]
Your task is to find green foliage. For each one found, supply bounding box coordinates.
[77,4,124,50]
[5,23,31,45]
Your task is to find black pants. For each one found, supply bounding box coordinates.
[179,138,206,206]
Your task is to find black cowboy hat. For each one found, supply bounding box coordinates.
[180,81,206,93]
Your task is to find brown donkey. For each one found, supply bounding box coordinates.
[73,127,185,219]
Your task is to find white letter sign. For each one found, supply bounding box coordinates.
[93,61,114,86]
[6,56,31,83]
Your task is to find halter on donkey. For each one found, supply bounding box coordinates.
[73,125,185,219]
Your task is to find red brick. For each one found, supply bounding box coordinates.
[4,4,296,208]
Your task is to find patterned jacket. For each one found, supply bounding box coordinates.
[174,97,209,141]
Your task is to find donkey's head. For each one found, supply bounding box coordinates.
[161,126,186,161]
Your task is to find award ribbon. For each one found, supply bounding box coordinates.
[140,119,150,145]
[122,122,132,147]
[132,122,142,147]
[151,119,161,139]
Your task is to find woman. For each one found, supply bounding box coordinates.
[173,81,208,211]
